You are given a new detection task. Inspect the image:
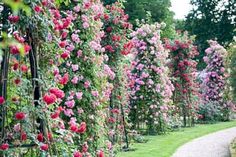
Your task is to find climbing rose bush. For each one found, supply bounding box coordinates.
[42,0,113,156]
[202,40,227,103]
[202,40,234,120]
[101,1,132,151]
[102,2,133,64]
[165,31,199,127]
[128,22,174,134]
[0,1,76,156]
[0,1,60,156]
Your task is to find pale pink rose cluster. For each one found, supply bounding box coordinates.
[129,23,174,130]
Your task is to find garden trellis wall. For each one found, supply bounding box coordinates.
[0,4,48,156]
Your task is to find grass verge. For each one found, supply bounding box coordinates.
[117,121,236,157]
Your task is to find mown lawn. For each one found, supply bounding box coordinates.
[117,121,236,157]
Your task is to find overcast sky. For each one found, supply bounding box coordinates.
[170,0,192,19]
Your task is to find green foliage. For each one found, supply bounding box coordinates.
[102,0,117,5]
[197,102,222,123]
[3,0,31,15]
[228,37,236,103]
[174,19,186,31]
[124,0,175,38]
[185,0,236,69]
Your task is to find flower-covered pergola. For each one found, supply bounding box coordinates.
[165,32,199,127]
[129,22,174,134]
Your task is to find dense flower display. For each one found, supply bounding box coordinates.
[101,1,132,150]
[201,40,234,120]
[0,1,54,156]
[202,40,227,103]
[165,31,199,127]
[0,0,235,156]
[43,0,114,156]
[129,22,174,134]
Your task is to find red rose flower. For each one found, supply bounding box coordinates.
[121,50,129,55]
[117,95,122,100]
[8,15,20,23]
[59,73,69,85]
[112,35,121,42]
[0,96,5,105]
[111,108,120,114]
[34,6,42,13]
[14,78,21,85]
[62,18,71,29]
[50,111,60,119]
[77,122,86,134]
[15,112,26,120]
[13,62,19,70]
[49,88,65,99]
[40,144,48,151]
[198,114,204,119]
[97,150,104,157]
[37,133,44,142]
[103,14,110,20]
[73,151,83,157]
[182,89,188,94]
[21,132,27,141]
[61,52,70,59]
[108,117,116,123]
[61,31,68,39]
[180,43,189,49]
[105,45,115,53]
[121,41,133,55]
[106,26,112,33]
[24,44,31,54]
[171,46,178,51]
[59,41,67,48]
[10,45,20,55]
[175,83,180,88]
[20,65,28,73]
[70,124,78,132]
[84,2,91,9]
[43,93,57,105]
[13,32,25,43]
[42,0,48,6]
[52,9,61,18]
[82,143,88,152]
[48,132,53,141]
[122,22,130,29]
[0,143,9,150]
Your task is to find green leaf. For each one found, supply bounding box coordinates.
[3,0,31,16]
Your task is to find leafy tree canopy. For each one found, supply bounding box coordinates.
[102,0,117,5]
[124,0,175,38]
[185,0,236,69]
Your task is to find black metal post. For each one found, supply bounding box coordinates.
[26,24,45,134]
[0,4,10,143]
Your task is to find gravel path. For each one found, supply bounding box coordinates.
[172,127,236,157]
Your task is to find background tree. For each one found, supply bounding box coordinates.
[124,0,175,38]
[185,0,236,69]
[174,19,186,31]
[103,0,117,5]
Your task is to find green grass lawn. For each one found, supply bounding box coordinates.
[117,121,236,157]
